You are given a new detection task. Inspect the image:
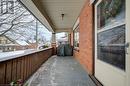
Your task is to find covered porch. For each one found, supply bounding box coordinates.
[28,56,96,86]
[0,0,130,86]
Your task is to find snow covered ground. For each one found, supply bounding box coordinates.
[0,48,51,62]
[0,49,35,62]
[0,50,25,58]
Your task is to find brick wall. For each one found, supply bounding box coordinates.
[71,0,94,75]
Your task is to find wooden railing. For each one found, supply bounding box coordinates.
[0,48,53,85]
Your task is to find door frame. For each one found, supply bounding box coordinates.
[126,0,130,86]
[94,0,129,86]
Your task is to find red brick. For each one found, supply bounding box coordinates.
[71,1,94,75]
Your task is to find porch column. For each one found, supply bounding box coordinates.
[68,33,71,44]
[51,33,56,55]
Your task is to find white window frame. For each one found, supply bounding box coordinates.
[95,0,126,71]
[73,25,79,50]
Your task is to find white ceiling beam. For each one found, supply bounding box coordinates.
[73,18,79,30]
[19,0,54,33]
[55,28,72,33]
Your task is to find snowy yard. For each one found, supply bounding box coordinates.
[0,49,35,62]
[0,50,25,58]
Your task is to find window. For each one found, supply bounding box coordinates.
[0,0,52,52]
[74,26,79,48]
[37,21,52,49]
[56,32,68,46]
[96,0,125,70]
[97,0,125,29]
[0,0,14,14]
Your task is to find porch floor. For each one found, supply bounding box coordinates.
[27,56,96,86]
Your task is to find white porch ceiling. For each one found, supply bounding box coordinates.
[20,0,54,33]
[32,0,87,32]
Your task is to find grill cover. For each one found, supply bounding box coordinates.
[57,44,73,56]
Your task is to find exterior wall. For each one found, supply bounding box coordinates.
[71,0,94,75]
[0,36,13,44]
[15,44,37,51]
[0,36,37,52]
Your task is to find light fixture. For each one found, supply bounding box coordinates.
[61,13,65,20]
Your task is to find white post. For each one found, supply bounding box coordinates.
[68,33,71,44]
[51,33,56,44]
[51,33,56,55]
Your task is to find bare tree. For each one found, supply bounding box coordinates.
[0,0,51,46]
[0,0,37,43]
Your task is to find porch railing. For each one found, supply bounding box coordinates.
[0,48,53,85]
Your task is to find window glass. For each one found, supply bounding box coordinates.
[97,0,125,29]
[0,0,14,14]
[0,0,52,53]
[56,32,68,46]
[37,21,52,49]
[97,0,125,70]
[74,26,79,48]
[97,25,125,70]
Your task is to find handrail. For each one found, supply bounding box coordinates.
[0,47,52,62]
[0,47,53,85]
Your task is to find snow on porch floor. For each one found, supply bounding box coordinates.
[27,56,96,86]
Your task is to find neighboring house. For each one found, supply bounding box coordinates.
[0,35,36,52]
[56,33,68,45]
[15,40,30,50]
[0,35,18,52]
[0,35,15,44]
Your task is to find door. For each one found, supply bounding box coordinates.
[126,0,130,86]
[94,0,130,86]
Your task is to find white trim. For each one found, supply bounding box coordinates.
[95,0,126,86]
[90,0,95,4]
[73,25,79,48]
[95,0,101,72]
[97,20,125,33]
[96,59,126,75]
[73,18,79,30]
[126,0,130,86]
[95,0,101,82]
[20,0,54,33]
